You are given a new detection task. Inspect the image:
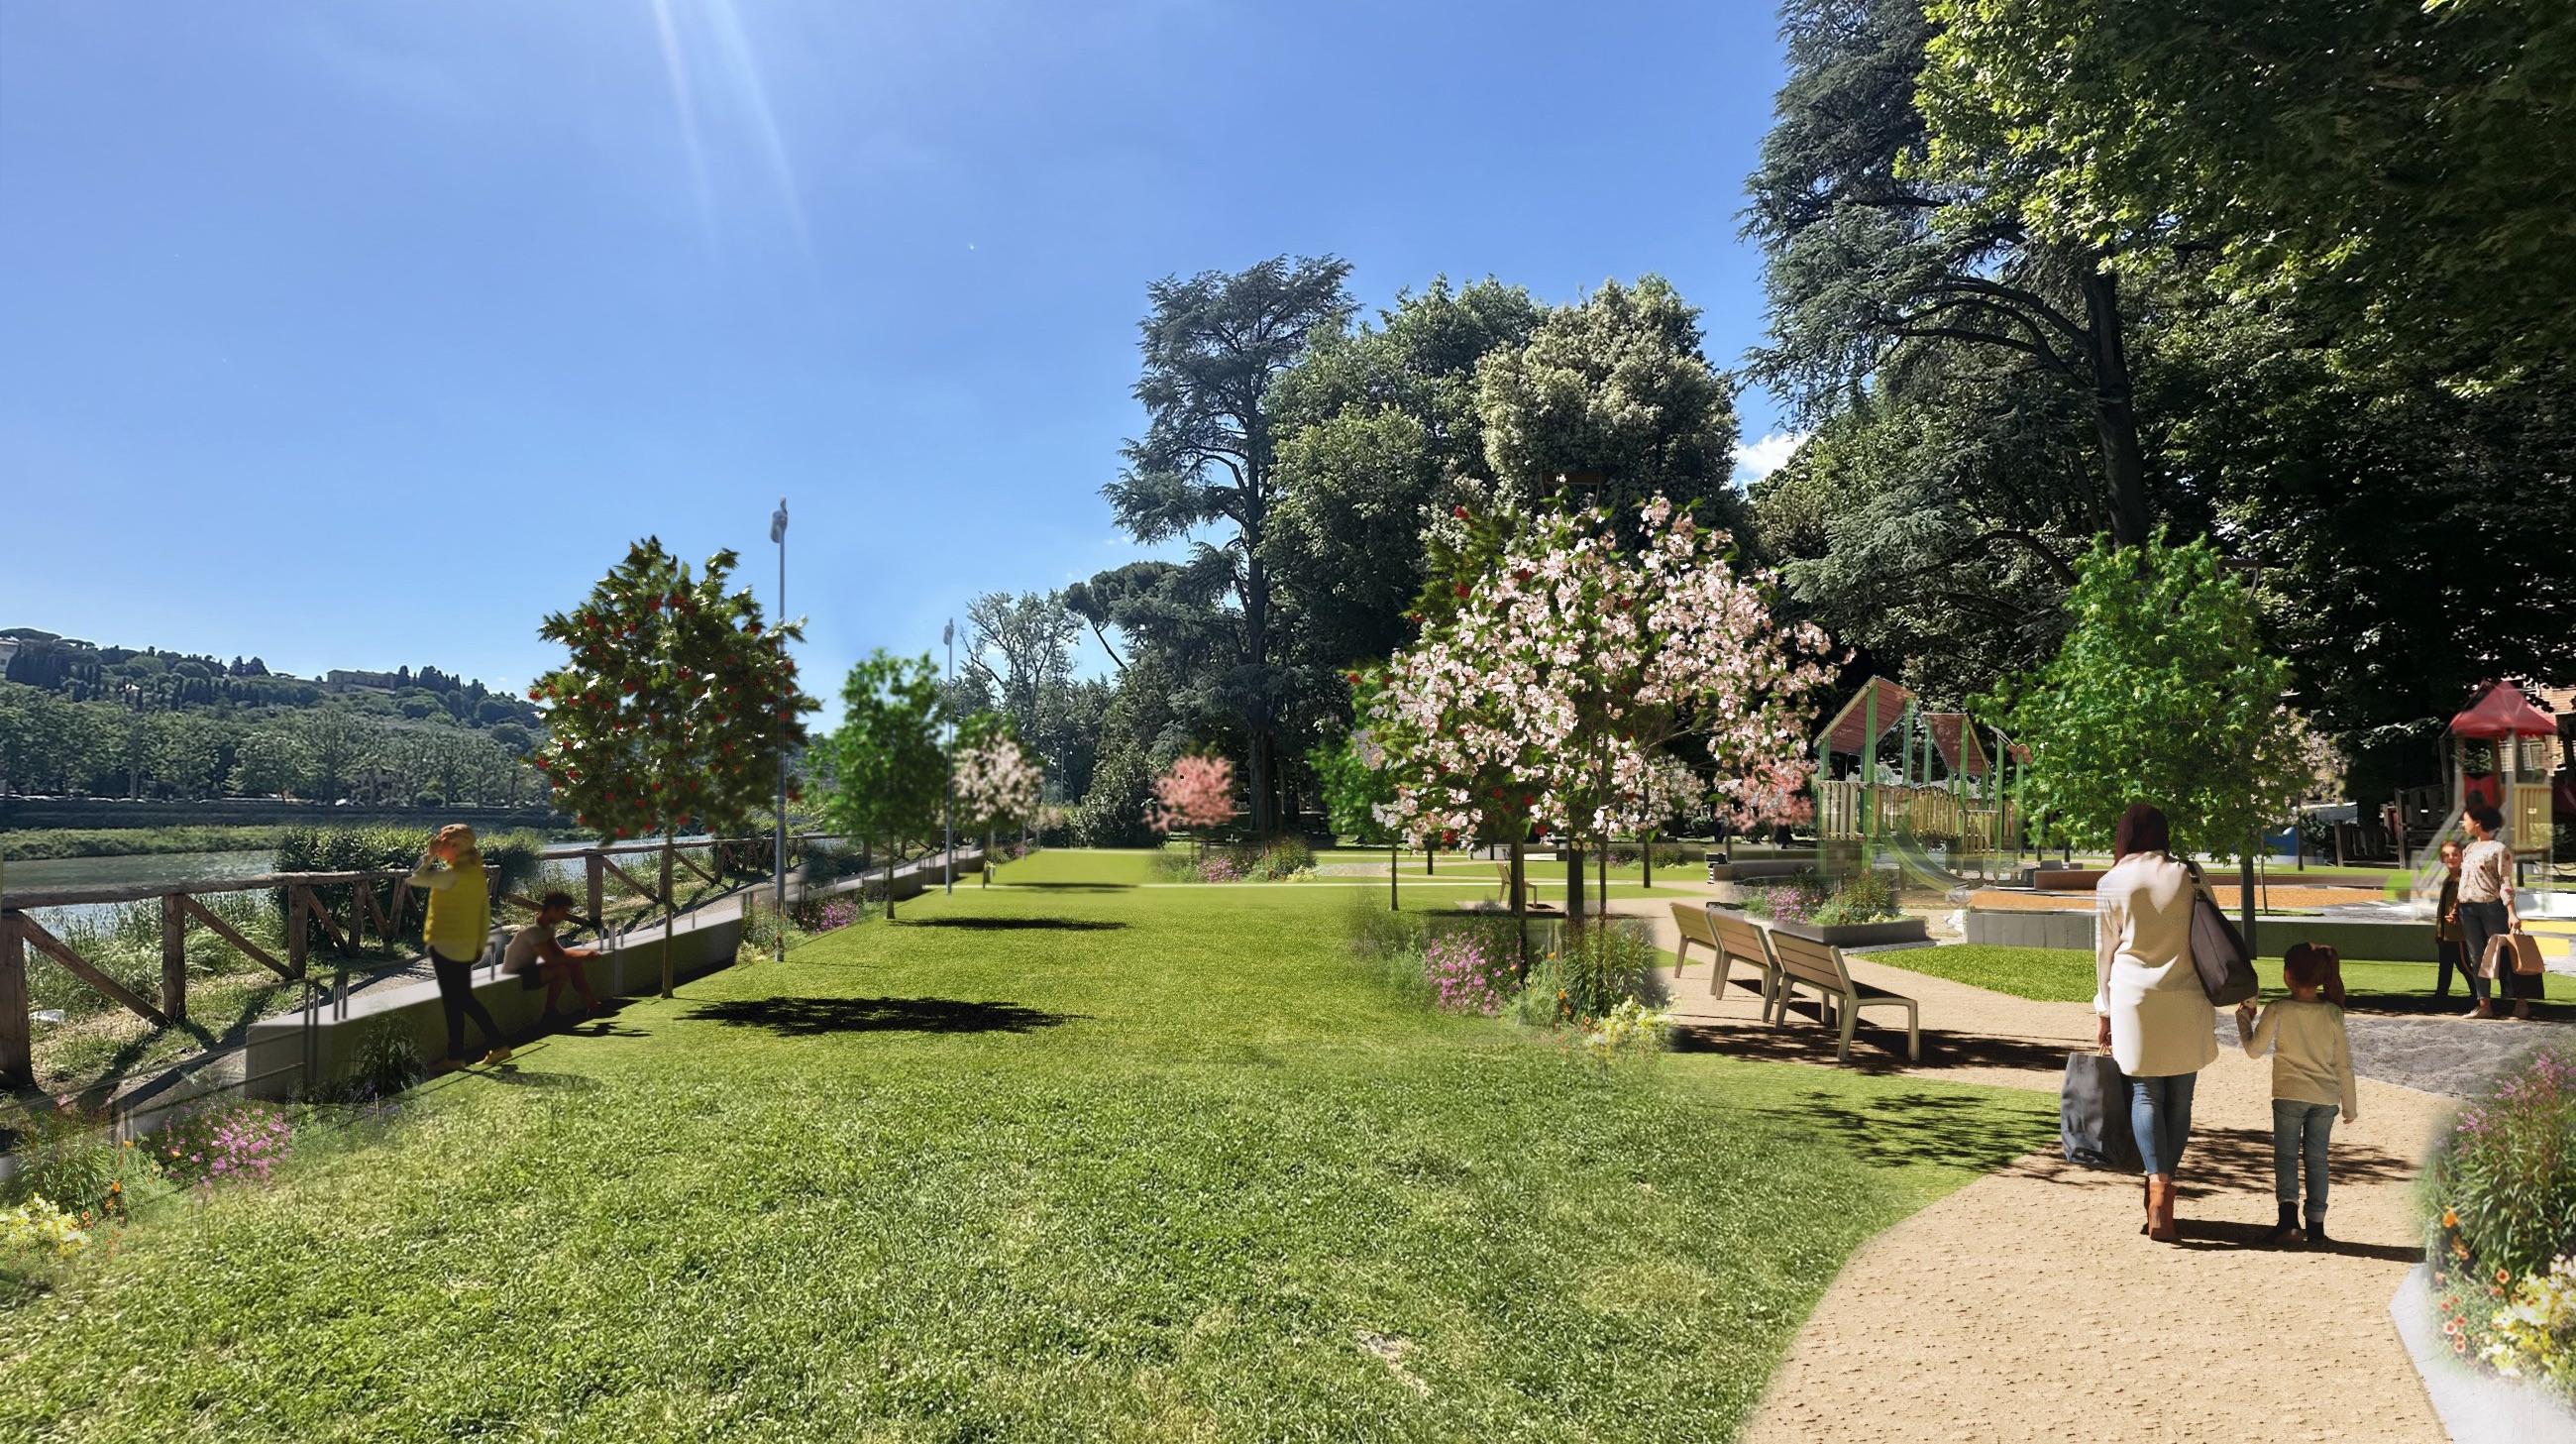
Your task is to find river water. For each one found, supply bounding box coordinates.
[0,847,589,930]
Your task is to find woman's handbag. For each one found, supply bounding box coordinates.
[2183,862,2260,1006]
[2060,1051,2142,1172]
[2482,929,2546,979]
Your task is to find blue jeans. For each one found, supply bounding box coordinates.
[2128,1071,2198,1176]
[2273,1099,2335,1223]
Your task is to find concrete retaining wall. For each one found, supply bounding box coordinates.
[239,916,744,1101]
[1965,908,2439,961]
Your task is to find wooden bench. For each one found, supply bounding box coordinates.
[1763,931,1921,1063]
[1670,902,1718,974]
[1705,909,1784,1019]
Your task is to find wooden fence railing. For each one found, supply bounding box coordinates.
[0,833,848,1088]
[1815,780,2023,851]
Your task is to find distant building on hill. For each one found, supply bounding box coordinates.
[325,669,403,694]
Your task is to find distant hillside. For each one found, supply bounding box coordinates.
[0,627,538,730]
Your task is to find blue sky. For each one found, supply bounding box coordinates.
[0,0,1796,721]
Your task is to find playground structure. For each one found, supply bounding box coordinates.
[1810,678,2026,886]
[2407,680,2561,903]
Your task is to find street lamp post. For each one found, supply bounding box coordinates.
[771,499,789,963]
[942,618,956,895]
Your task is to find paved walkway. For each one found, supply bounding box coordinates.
[1602,897,2455,1444]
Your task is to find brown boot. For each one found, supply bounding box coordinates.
[2147,1175,2181,1243]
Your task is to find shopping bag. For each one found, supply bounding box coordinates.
[2483,931,2546,979]
[2060,1051,2141,1172]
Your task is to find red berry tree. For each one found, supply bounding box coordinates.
[528,538,817,994]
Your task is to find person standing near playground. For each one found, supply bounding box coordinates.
[2430,839,2476,1006]
[2236,943,2358,1245]
[410,824,510,1066]
[2453,805,2533,1021]
[2094,802,2215,1243]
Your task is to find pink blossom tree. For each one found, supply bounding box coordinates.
[1364,496,1836,931]
[1145,753,1237,861]
[954,730,1044,885]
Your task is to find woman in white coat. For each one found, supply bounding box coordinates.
[2093,802,2215,1243]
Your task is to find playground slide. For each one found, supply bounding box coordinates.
[1880,833,1982,900]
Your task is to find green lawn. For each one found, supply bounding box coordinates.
[1868,944,2576,1012]
[998,845,1695,896]
[0,854,2052,1442]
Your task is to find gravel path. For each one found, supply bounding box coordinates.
[1604,895,2455,1444]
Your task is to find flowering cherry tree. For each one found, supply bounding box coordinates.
[1146,754,1237,860]
[1364,496,1836,923]
[953,722,1043,884]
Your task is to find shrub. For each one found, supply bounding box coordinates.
[345,1017,425,1104]
[1552,921,1669,1023]
[0,1196,90,1259]
[802,838,872,882]
[1422,932,1514,1016]
[1246,835,1314,880]
[2424,1049,2576,1398]
[790,897,861,933]
[1740,870,1829,925]
[1,1098,124,1216]
[2429,1049,2576,1284]
[157,1102,293,1189]
[1197,853,1244,883]
[1071,747,1157,847]
[1570,997,1673,1072]
[1812,870,1900,927]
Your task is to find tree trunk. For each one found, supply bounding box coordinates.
[884,835,897,922]
[2079,265,2151,549]
[660,834,676,999]
[1389,839,1398,912]
[1642,836,1654,889]
[1508,837,1528,975]
[1565,844,1586,928]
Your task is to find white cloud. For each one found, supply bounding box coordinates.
[1731,431,1808,486]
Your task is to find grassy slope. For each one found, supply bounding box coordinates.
[1870,944,2576,1010]
[1,856,2052,1443]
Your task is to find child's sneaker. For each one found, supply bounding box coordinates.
[2306,1219,2330,1245]
[481,1046,513,1064]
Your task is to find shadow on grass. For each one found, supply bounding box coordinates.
[682,995,1076,1037]
[1731,1087,2056,1174]
[990,881,1137,893]
[481,1067,602,1091]
[903,918,1127,933]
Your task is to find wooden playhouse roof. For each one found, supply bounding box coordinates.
[1818,677,1915,755]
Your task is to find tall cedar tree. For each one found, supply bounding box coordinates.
[1745,0,2155,547]
[1103,255,1356,836]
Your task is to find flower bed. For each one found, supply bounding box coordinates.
[2419,1048,2576,1411]
[1732,868,1926,945]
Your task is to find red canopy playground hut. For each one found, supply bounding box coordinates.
[2440,681,2559,872]
[1812,677,2027,857]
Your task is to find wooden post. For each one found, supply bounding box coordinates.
[1862,688,1880,840]
[0,912,30,1088]
[161,892,187,1024]
[286,886,310,978]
